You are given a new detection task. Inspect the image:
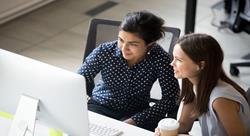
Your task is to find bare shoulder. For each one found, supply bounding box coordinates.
[212,97,247,135]
[212,97,240,112]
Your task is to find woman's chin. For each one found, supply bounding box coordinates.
[123,55,131,60]
[123,54,131,58]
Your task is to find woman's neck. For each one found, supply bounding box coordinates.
[127,55,146,67]
[189,78,199,86]
[127,59,139,68]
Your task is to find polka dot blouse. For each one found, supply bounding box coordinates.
[78,41,180,125]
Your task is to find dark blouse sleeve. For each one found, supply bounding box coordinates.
[131,50,180,126]
[77,44,106,96]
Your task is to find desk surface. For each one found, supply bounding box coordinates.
[88,111,154,136]
[0,111,154,136]
[0,111,201,136]
[88,111,201,136]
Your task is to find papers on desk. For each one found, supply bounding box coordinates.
[0,111,69,136]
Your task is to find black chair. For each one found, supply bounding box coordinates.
[226,0,250,76]
[230,56,250,76]
[82,18,181,117]
[247,87,250,106]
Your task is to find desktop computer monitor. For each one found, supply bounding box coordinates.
[0,49,88,136]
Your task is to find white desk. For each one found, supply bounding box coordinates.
[89,111,201,136]
[0,111,200,136]
[88,111,154,136]
[0,111,154,136]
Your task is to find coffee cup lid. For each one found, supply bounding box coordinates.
[158,118,179,130]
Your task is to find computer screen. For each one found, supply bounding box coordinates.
[0,49,88,136]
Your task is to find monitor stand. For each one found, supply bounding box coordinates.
[8,95,39,136]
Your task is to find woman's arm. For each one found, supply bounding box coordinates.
[213,98,247,136]
[178,102,197,134]
[154,101,196,136]
[77,44,106,96]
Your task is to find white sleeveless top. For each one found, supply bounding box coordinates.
[198,80,250,136]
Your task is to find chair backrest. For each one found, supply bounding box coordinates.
[247,87,250,106]
[83,18,181,99]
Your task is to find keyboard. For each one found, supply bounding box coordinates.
[89,123,123,136]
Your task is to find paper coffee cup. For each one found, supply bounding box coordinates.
[158,118,179,136]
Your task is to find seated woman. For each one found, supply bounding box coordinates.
[155,33,250,136]
[77,10,180,131]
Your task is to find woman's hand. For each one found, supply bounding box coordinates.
[123,118,136,125]
[154,127,161,136]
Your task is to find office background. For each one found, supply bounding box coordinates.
[0,0,249,94]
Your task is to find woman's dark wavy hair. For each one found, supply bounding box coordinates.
[120,10,165,45]
[177,33,247,116]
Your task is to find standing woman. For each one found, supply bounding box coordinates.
[78,10,180,131]
[169,33,250,135]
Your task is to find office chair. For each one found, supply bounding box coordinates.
[82,18,181,117]
[247,87,250,106]
[226,0,250,76]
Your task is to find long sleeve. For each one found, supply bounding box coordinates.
[131,51,180,126]
[78,42,180,127]
[77,44,105,96]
